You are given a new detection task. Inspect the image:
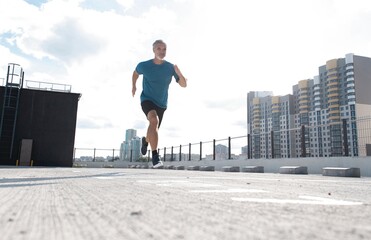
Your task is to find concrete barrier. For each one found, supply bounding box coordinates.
[280,166,308,175]
[241,166,264,173]
[322,167,361,178]
[200,166,215,171]
[187,166,200,171]
[222,166,240,172]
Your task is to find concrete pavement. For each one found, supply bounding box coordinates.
[0,167,371,240]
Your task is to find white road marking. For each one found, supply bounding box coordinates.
[94,176,114,179]
[137,180,220,188]
[190,188,268,193]
[137,180,189,184]
[232,195,363,206]
[157,183,220,187]
[102,177,364,206]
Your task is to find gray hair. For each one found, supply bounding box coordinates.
[152,39,166,48]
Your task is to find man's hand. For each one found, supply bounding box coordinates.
[174,64,187,88]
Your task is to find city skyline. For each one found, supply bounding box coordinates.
[247,53,371,158]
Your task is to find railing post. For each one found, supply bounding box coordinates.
[213,139,216,160]
[228,137,231,160]
[93,148,96,162]
[164,147,166,162]
[171,146,174,161]
[247,134,251,159]
[73,148,76,162]
[130,149,133,162]
[301,125,306,157]
[343,119,349,156]
[179,145,182,161]
[271,131,274,159]
[199,141,202,161]
[112,149,115,161]
[189,143,191,161]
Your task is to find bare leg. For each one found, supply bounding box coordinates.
[146,110,159,152]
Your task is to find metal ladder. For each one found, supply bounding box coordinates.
[0,63,24,162]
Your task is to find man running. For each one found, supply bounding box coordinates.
[132,39,187,168]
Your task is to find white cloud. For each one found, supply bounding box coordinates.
[115,0,134,10]
[204,98,245,112]
[35,18,105,63]
[77,117,114,129]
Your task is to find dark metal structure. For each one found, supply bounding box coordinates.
[0,63,81,167]
[0,63,24,161]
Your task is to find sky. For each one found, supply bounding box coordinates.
[1,0,371,153]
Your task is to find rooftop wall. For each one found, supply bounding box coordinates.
[0,86,81,167]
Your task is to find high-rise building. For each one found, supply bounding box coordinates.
[120,129,141,161]
[215,144,228,160]
[247,53,371,158]
[131,136,141,161]
[125,129,137,142]
[247,92,295,159]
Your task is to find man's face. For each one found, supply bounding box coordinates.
[153,43,166,60]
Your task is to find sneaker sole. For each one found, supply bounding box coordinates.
[141,137,148,155]
[152,161,163,169]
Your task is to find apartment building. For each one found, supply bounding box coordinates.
[247,53,371,158]
[247,92,295,159]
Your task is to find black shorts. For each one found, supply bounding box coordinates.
[141,100,166,128]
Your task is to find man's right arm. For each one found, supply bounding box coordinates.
[132,70,139,97]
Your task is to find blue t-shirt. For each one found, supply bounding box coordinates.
[135,59,179,108]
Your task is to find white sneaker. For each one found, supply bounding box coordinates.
[152,160,163,169]
[152,155,163,169]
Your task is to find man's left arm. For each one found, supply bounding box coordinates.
[174,64,187,88]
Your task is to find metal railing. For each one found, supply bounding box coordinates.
[73,135,248,163]
[73,116,371,163]
[24,80,72,93]
[1,78,72,92]
[73,148,120,162]
[157,135,247,162]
